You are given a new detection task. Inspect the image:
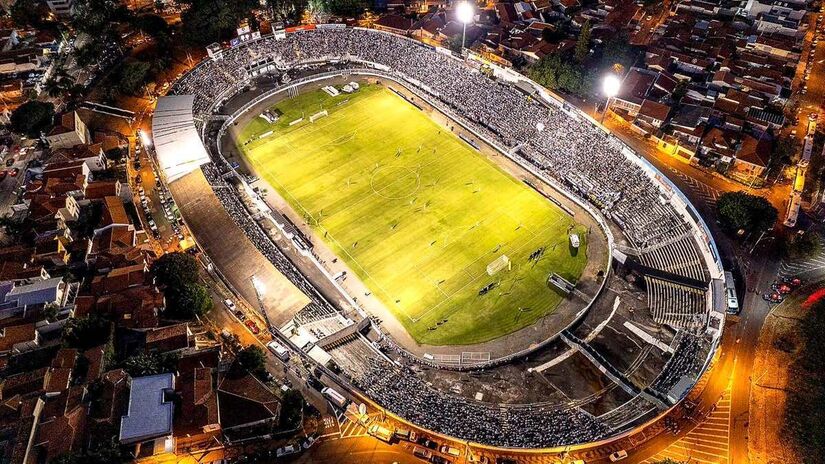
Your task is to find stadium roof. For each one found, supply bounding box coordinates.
[151,95,211,183]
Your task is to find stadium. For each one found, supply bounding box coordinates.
[154,26,726,454]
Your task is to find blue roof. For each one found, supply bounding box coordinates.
[119,373,175,444]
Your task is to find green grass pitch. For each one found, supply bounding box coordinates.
[237,84,589,346]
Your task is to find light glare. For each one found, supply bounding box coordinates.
[456,1,474,24]
[602,75,621,98]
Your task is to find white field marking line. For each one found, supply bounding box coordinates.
[250,88,569,324]
[248,88,384,148]
[401,183,570,321]
[249,96,438,322]
[409,215,565,323]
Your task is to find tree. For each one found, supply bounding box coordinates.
[123,352,179,377]
[771,134,798,168]
[117,61,152,96]
[574,20,591,64]
[528,52,590,97]
[165,282,212,319]
[279,389,305,430]
[447,34,464,53]
[784,231,821,260]
[180,0,258,46]
[72,0,132,36]
[599,34,637,73]
[63,316,111,350]
[324,0,368,16]
[10,0,52,28]
[715,191,778,234]
[267,0,307,25]
[237,345,267,376]
[9,100,54,138]
[151,252,200,288]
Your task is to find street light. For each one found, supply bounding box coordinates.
[601,74,621,123]
[456,1,474,50]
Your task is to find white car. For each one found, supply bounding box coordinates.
[609,450,628,462]
[275,444,299,457]
[223,299,236,311]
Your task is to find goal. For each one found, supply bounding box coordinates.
[309,110,329,122]
[486,255,510,276]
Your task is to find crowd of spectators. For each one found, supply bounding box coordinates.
[173,27,717,447]
[172,28,692,248]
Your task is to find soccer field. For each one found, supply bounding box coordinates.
[237,83,589,346]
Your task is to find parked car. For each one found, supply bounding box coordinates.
[245,319,260,334]
[609,450,628,462]
[235,310,246,321]
[223,299,236,311]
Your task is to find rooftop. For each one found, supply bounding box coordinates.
[119,373,175,444]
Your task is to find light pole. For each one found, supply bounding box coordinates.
[456,1,474,50]
[601,74,621,124]
[251,275,273,330]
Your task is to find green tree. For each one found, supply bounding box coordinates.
[599,34,637,73]
[267,0,307,24]
[151,252,200,288]
[715,191,778,234]
[279,389,305,429]
[447,34,464,53]
[179,0,258,46]
[771,134,798,168]
[10,0,51,28]
[575,20,591,63]
[72,0,132,36]
[117,61,152,96]
[528,52,590,97]
[324,0,368,16]
[165,282,213,319]
[237,345,267,375]
[123,351,180,377]
[9,100,55,138]
[63,316,111,350]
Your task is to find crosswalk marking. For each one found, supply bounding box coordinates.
[644,388,731,464]
[666,167,721,209]
[779,233,825,278]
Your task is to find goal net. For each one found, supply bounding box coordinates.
[486,255,510,276]
[309,110,328,122]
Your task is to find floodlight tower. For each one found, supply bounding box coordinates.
[456,1,474,51]
[601,74,621,124]
[251,275,273,331]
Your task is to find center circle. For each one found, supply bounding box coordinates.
[370,165,421,200]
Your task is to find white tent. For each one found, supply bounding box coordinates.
[151,95,211,183]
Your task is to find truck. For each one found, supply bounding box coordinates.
[267,341,290,361]
[367,424,395,443]
[394,428,418,442]
[413,447,433,460]
[321,387,348,409]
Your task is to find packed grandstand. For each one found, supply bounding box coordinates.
[160,26,726,449]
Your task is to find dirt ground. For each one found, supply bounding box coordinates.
[749,288,814,464]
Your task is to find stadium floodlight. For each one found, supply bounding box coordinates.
[456,1,474,50]
[601,74,621,123]
[602,74,621,98]
[138,129,153,148]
